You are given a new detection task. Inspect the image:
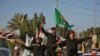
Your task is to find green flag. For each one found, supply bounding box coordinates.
[55,8,74,28]
[55,8,64,26]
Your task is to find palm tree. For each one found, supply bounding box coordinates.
[7,12,46,42]
[30,12,46,36]
[7,13,29,42]
[30,13,39,35]
[39,12,45,24]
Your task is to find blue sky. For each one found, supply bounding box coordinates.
[0,0,100,32]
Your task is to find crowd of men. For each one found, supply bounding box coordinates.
[21,24,92,56]
[0,25,92,56]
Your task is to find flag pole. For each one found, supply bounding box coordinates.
[56,0,59,35]
[56,0,58,8]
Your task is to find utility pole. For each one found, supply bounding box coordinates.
[93,3,99,35]
[93,4,96,35]
[92,3,99,48]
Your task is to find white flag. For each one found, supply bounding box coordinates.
[22,34,33,56]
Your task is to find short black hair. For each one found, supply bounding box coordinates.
[51,27,56,30]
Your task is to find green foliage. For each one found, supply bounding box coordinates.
[39,12,45,24]
[81,27,100,43]
[7,40,14,56]
[57,26,69,38]
[7,12,45,42]
[7,13,28,41]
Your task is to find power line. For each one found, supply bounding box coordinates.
[63,10,91,16]
[44,0,100,17]
[60,8,100,17]
[77,0,91,7]
[59,0,100,12]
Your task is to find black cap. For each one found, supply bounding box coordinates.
[51,27,56,30]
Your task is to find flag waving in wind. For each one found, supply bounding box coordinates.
[55,8,74,28]
[55,8,64,25]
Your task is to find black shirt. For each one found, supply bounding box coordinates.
[41,27,57,50]
[63,37,91,56]
[23,44,46,56]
